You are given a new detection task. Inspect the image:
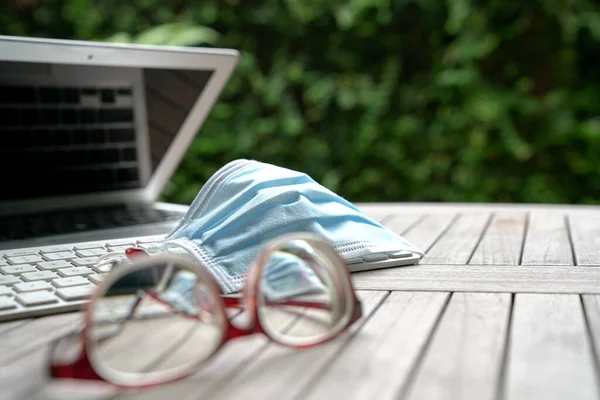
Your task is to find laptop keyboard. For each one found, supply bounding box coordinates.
[0,205,183,241]
[0,236,422,322]
[0,83,143,200]
[0,234,183,321]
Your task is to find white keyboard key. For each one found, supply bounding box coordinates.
[56,285,93,301]
[362,253,389,262]
[139,243,161,251]
[76,249,107,257]
[40,246,71,253]
[21,271,59,282]
[0,286,11,296]
[107,239,136,246]
[52,276,91,288]
[58,267,94,277]
[387,251,413,259]
[37,260,73,270]
[107,245,133,253]
[7,255,43,265]
[0,296,17,310]
[0,264,37,275]
[0,275,21,286]
[16,291,59,306]
[71,257,98,267]
[42,251,77,261]
[137,236,164,244]
[92,264,112,273]
[3,249,39,257]
[74,243,105,250]
[88,274,106,284]
[0,260,7,267]
[345,257,364,265]
[14,281,53,293]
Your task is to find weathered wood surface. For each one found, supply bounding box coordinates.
[521,211,574,265]
[423,212,491,264]
[405,292,511,400]
[2,203,600,400]
[350,264,600,293]
[468,212,526,265]
[504,294,599,400]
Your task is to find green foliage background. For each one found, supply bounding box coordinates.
[2,0,600,204]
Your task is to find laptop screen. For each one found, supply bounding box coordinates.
[0,61,213,202]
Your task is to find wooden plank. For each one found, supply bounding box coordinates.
[469,212,527,265]
[400,214,457,253]
[0,349,51,400]
[582,295,600,373]
[351,264,600,294]
[195,291,388,400]
[0,319,30,336]
[360,206,394,223]
[406,292,511,400]
[424,212,491,264]
[0,313,81,365]
[522,211,573,265]
[294,291,449,400]
[353,202,600,215]
[381,213,425,235]
[30,384,115,400]
[505,294,599,400]
[568,215,600,265]
[355,204,406,218]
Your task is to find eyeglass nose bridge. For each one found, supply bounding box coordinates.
[219,295,266,341]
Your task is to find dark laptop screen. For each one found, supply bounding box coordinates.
[0,62,212,201]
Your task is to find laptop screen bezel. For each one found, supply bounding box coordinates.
[0,35,238,216]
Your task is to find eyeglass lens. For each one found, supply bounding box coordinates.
[86,261,223,384]
[258,239,349,346]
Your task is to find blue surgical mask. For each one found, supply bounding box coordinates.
[160,159,422,293]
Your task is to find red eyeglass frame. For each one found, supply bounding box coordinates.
[49,233,363,389]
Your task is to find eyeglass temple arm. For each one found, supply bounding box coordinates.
[140,292,334,324]
[93,290,148,345]
[95,257,177,344]
[94,261,177,344]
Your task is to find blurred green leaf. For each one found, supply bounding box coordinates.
[3,0,600,205]
[105,32,132,43]
[134,22,219,46]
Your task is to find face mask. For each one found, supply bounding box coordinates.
[160,159,422,294]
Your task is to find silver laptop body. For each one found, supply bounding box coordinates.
[0,35,239,250]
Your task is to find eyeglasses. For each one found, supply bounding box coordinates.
[48,232,362,389]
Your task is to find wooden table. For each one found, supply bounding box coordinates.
[1,203,599,400]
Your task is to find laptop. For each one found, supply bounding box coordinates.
[0,35,239,321]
